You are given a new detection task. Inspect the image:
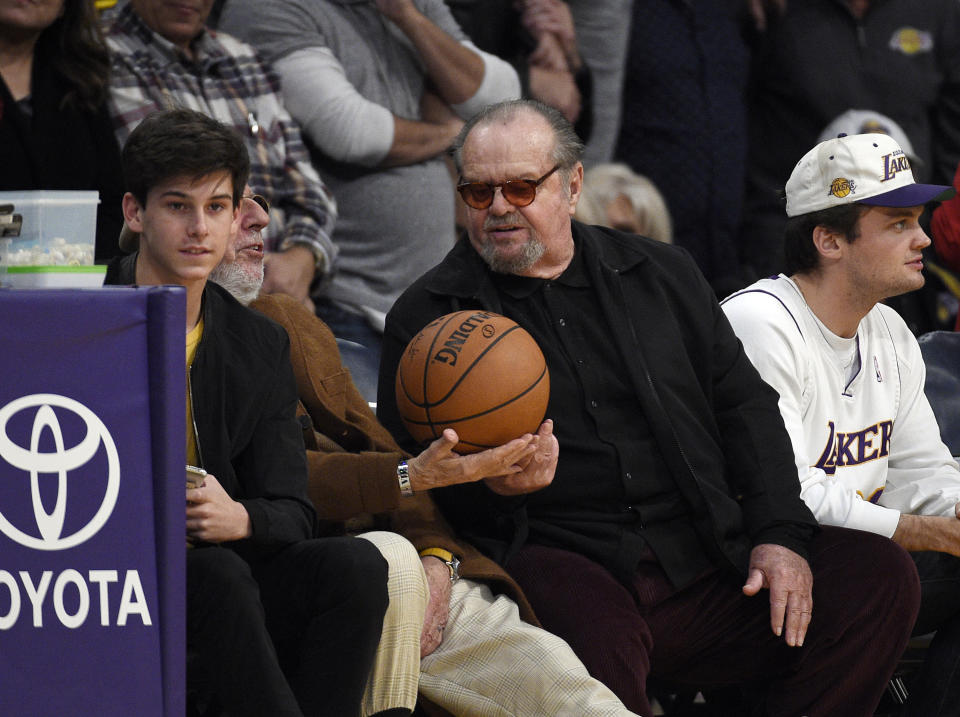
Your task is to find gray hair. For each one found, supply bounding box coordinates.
[574,163,674,243]
[451,99,584,177]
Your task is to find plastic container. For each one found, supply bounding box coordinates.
[0,237,10,287]
[4,265,106,288]
[0,190,99,267]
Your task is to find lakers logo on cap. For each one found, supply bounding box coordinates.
[829,178,855,199]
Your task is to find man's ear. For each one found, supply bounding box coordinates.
[122,192,145,233]
[567,162,584,215]
[812,225,844,263]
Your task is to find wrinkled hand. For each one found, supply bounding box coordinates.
[407,428,536,491]
[518,0,578,67]
[528,33,569,74]
[186,474,252,543]
[747,0,786,32]
[420,557,452,658]
[742,543,812,647]
[262,246,316,312]
[484,420,557,496]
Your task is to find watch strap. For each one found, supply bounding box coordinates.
[397,460,413,497]
[419,547,460,582]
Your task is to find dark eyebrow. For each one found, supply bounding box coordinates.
[158,190,233,202]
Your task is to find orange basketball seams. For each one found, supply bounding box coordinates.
[395,310,550,453]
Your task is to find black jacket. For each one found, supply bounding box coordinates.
[107,255,317,555]
[378,222,817,577]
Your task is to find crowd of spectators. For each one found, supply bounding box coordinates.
[103,0,338,311]
[3,0,960,714]
[4,0,958,327]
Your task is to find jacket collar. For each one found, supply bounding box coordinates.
[424,221,650,300]
[104,250,231,316]
[104,250,140,286]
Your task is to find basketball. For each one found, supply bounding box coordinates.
[395,310,550,454]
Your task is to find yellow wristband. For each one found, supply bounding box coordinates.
[419,547,455,563]
[419,547,460,582]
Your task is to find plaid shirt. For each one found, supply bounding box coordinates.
[103,2,337,272]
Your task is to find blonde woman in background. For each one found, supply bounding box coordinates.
[575,162,672,243]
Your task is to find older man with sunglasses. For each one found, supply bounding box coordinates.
[198,178,642,717]
[378,99,921,716]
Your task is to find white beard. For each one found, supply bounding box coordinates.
[210,259,263,306]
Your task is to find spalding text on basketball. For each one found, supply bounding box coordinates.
[432,312,495,367]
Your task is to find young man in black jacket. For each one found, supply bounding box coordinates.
[378,99,922,716]
[111,109,388,717]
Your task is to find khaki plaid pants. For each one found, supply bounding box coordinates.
[359,532,637,716]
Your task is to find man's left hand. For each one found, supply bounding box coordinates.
[519,0,579,70]
[262,246,316,312]
[420,556,452,658]
[186,474,253,543]
[484,419,558,496]
[742,543,812,647]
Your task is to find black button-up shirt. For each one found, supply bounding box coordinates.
[492,245,711,587]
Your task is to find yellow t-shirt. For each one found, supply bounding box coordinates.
[186,317,204,467]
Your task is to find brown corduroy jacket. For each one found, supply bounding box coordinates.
[250,293,537,623]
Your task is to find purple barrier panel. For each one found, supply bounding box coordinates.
[146,287,187,717]
[0,286,185,716]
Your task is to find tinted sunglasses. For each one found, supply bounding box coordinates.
[456,165,560,210]
[243,194,270,213]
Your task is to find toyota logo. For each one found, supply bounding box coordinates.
[0,394,120,550]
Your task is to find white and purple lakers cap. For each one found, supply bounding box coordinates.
[785,133,954,217]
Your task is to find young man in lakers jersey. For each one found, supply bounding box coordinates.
[722,132,958,717]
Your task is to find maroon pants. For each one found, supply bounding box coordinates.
[505,526,919,717]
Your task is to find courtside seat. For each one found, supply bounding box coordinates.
[918,331,960,456]
[877,331,960,714]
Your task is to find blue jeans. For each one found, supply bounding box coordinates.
[314,300,381,404]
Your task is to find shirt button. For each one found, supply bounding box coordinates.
[625,472,632,481]
[577,359,584,365]
[624,505,633,512]
[558,318,566,327]
[590,400,598,408]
